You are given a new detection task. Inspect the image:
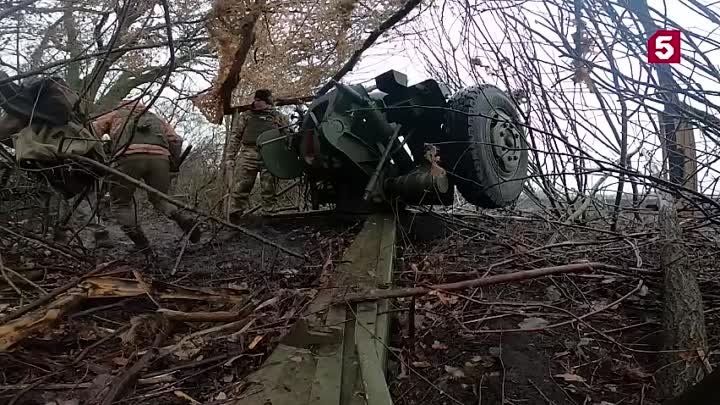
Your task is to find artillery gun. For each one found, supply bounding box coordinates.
[257,70,529,213]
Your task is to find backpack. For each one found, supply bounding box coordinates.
[112,109,170,155]
[0,74,79,126]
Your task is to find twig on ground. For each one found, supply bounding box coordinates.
[1,261,113,323]
[0,255,28,301]
[341,262,612,303]
[0,224,86,261]
[96,314,172,405]
[157,308,250,322]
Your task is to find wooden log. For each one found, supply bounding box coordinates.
[0,276,248,351]
[0,289,86,350]
[1,264,108,323]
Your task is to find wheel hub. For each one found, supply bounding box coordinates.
[489,110,522,178]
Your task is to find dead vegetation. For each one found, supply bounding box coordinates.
[1,0,720,403]
[387,211,720,405]
[0,211,361,405]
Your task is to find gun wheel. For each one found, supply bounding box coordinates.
[442,84,529,208]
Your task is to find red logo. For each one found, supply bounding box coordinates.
[648,29,681,64]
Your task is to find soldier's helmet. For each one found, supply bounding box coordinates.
[254,89,273,105]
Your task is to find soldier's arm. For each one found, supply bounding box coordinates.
[161,119,183,161]
[224,112,247,163]
[277,111,290,135]
[275,110,291,137]
[161,119,183,147]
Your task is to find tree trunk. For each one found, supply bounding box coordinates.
[222,113,237,219]
[656,191,708,399]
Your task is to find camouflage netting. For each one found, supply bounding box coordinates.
[192,0,406,124]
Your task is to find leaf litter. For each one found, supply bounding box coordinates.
[386,213,720,405]
[0,213,359,405]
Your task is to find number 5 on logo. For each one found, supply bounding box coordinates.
[648,29,681,64]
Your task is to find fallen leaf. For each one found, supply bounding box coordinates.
[412,361,432,368]
[414,314,425,329]
[248,335,264,350]
[518,317,549,330]
[112,357,129,366]
[280,268,299,276]
[591,300,608,312]
[77,326,101,340]
[432,340,448,350]
[256,297,279,311]
[445,365,466,379]
[475,355,495,367]
[228,282,248,290]
[172,338,203,361]
[545,286,562,301]
[679,351,698,361]
[554,373,586,383]
[433,292,459,306]
[625,366,652,381]
[174,390,201,405]
[578,338,592,346]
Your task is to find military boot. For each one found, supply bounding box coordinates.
[121,225,151,250]
[171,212,203,243]
[93,229,113,249]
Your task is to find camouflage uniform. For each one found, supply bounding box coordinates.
[92,101,202,250]
[225,100,289,219]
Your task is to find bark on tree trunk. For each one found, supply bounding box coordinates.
[657,191,708,399]
[222,113,237,219]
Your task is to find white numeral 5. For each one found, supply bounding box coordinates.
[654,35,675,60]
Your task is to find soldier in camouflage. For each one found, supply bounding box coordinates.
[224,89,289,222]
[92,100,203,252]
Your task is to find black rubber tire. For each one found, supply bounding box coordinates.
[441,85,529,208]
